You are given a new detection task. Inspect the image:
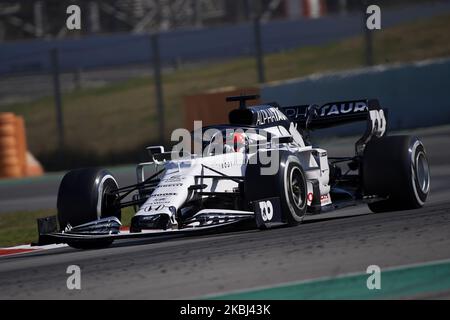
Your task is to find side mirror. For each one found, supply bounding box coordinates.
[146,146,165,160]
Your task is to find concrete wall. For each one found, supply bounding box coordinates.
[261,58,450,134]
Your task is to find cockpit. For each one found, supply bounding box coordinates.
[192,125,271,157]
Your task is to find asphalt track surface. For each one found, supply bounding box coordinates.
[0,126,449,299]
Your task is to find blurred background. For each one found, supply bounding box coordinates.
[0,0,449,173]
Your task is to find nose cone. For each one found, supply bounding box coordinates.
[134,165,198,227]
[130,214,171,232]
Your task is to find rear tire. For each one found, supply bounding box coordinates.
[57,168,121,231]
[245,151,307,226]
[363,136,430,213]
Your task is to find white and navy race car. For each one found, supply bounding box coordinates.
[37,95,431,249]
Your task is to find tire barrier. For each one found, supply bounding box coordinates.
[0,113,44,179]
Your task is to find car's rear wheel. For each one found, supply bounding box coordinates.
[245,151,307,226]
[363,135,430,213]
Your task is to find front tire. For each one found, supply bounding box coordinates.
[363,135,430,213]
[57,168,121,231]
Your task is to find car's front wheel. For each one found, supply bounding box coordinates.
[57,168,121,246]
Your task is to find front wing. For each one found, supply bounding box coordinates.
[36,210,258,246]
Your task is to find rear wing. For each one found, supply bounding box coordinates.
[280,99,387,155]
[280,99,385,129]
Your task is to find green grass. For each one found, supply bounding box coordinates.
[0,208,135,247]
[2,13,450,167]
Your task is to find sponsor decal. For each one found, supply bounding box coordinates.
[162,175,184,182]
[150,193,178,198]
[150,199,169,205]
[254,198,282,229]
[258,200,274,222]
[306,193,331,205]
[320,194,331,203]
[320,102,368,117]
[144,204,166,212]
[282,101,369,121]
[220,159,241,169]
[157,183,183,188]
[282,105,308,120]
[143,205,176,214]
[255,107,288,126]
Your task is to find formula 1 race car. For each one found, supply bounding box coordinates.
[37,95,431,249]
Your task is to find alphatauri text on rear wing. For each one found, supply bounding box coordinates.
[280,99,386,130]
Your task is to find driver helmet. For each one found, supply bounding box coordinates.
[230,132,248,153]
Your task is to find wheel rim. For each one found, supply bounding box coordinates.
[415,151,430,194]
[289,167,304,210]
[97,176,119,219]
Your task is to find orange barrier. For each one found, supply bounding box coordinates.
[183,87,260,131]
[0,112,44,179]
[15,116,27,176]
[25,151,44,177]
